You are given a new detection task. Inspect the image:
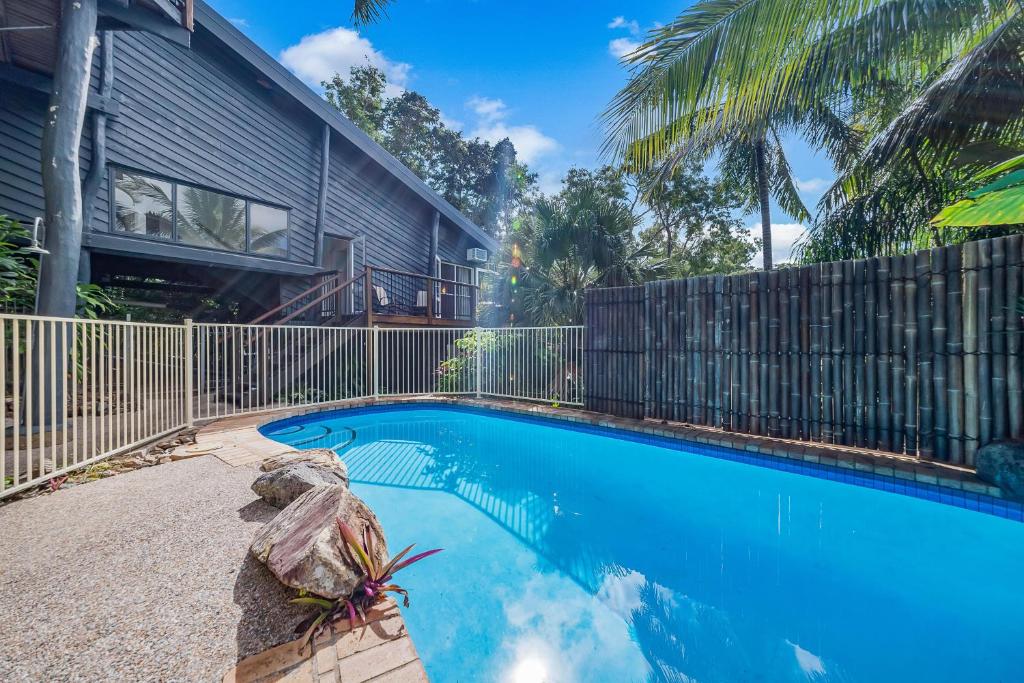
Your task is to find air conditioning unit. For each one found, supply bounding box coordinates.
[466,247,489,263]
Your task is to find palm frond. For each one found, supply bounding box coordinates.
[351,0,394,26]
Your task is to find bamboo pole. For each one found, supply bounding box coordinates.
[1007,234,1023,441]
[963,240,979,465]
[810,265,822,441]
[991,237,1007,442]
[730,275,742,431]
[768,269,782,436]
[903,254,918,455]
[758,271,770,435]
[891,256,907,453]
[930,247,948,461]
[864,258,878,449]
[853,259,866,447]
[739,273,751,433]
[749,273,761,435]
[947,244,965,464]
[877,257,892,452]
[977,239,993,449]
[714,276,725,428]
[916,248,934,459]
[842,260,855,445]
[798,266,810,439]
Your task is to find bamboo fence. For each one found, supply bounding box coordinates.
[583,235,1024,465]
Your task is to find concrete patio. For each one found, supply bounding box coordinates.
[0,423,426,682]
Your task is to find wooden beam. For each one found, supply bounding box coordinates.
[427,209,439,277]
[0,63,119,115]
[314,123,330,266]
[97,0,191,47]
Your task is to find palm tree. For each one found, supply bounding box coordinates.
[605,0,1016,265]
[492,176,664,325]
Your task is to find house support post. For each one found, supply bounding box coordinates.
[37,0,99,317]
[314,123,330,266]
[427,211,439,320]
[82,31,113,234]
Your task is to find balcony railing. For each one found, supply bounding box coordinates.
[251,267,479,328]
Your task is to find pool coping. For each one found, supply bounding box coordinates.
[199,396,1023,522]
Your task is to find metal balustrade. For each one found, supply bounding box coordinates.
[1,313,583,498]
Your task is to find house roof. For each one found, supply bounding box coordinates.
[193,2,499,254]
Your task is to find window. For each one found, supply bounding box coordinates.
[176,185,246,251]
[437,260,476,320]
[109,167,290,258]
[249,203,289,257]
[113,169,173,239]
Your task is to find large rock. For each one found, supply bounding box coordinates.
[251,462,349,509]
[260,449,346,475]
[251,484,389,599]
[977,441,1024,502]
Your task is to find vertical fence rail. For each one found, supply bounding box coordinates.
[584,234,1024,464]
[2,316,583,499]
[191,323,371,421]
[1,315,186,498]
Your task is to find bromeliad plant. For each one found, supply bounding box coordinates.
[292,519,442,651]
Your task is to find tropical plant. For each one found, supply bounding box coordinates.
[0,215,38,312]
[292,519,441,651]
[493,168,665,325]
[605,0,1021,264]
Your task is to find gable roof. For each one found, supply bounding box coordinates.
[193,2,498,254]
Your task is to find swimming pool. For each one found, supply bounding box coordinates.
[261,404,1024,682]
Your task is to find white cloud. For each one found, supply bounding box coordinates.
[748,222,808,266]
[608,16,640,35]
[795,177,830,194]
[279,26,411,98]
[608,37,641,59]
[465,96,559,165]
[466,96,507,124]
[228,17,248,28]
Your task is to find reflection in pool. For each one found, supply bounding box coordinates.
[261,405,1024,682]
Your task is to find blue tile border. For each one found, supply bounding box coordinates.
[259,400,1024,523]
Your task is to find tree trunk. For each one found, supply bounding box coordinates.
[663,224,674,259]
[754,140,773,271]
[37,0,99,317]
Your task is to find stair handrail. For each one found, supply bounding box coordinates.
[249,270,348,325]
[274,271,366,326]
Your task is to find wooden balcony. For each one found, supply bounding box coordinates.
[251,266,479,328]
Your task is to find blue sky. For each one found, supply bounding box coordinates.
[208,0,835,263]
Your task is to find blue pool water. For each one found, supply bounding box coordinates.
[261,405,1024,683]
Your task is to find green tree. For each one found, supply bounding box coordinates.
[605,0,1021,263]
[488,168,664,326]
[630,162,757,274]
[322,65,537,237]
[323,65,387,141]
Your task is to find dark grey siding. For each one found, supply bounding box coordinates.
[100,28,323,265]
[0,21,488,298]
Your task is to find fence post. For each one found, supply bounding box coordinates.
[372,325,380,398]
[184,318,194,427]
[475,326,482,398]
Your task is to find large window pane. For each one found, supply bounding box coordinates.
[249,203,289,256]
[175,185,246,251]
[113,170,172,238]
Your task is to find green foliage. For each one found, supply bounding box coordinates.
[435,329,497,392]
[0,215,114,317]
[292,518,441,653]
[605,0,1024,263]
[0,215,37,312]
[489,167,666,326]
[632,162,757,277]
[323,65,537,236]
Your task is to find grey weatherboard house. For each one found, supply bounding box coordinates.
[0,0,497,325]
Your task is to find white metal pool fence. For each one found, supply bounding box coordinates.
[1,314,583,498]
